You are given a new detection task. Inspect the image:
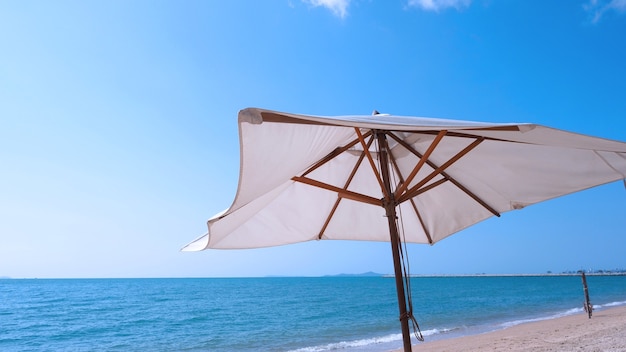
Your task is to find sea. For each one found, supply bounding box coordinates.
[2,275,626,352]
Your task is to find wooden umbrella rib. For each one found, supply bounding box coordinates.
[386,135,406,199]
[388,133,500,217]
[393,130,447,199]
[319,198,341,240]
[416,129,517,138]
[260,112,340,126]
[355,128,389,199]
[400,178,449,201]
[302,130,373,177]
[292,176,382,207]
[397,137,485,204]
[408,197,433,244]
[317,146,370,240]
[451,179,501,216]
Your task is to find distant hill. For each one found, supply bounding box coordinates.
[324,271,385,277]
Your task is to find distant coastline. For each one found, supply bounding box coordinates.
[321,269,626,278]
[383,272,626,278]
[323,271,384,277]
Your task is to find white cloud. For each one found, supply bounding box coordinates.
[584,0,626,23]
[304,0,350,18]
[407,0,472,12]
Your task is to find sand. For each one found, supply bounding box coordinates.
[393,305,626,351]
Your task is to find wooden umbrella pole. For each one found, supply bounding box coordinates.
[376,130,413,351]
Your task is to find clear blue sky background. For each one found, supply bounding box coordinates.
[1,0,625,278]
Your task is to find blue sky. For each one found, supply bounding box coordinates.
[1,0,625,278]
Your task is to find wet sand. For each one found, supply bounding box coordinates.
[394,305,626,351]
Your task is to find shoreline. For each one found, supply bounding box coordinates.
[392,304,626,351]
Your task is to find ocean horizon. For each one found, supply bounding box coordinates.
[5,270,625,279]
[2,275,626,351]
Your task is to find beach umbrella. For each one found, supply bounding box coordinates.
[183,108,626,351]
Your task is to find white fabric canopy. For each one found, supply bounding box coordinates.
[184,108,626,251]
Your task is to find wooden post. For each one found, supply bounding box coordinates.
[581,272,592,319]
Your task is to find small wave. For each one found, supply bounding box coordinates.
[597,300,626,308]
[422,327,453,336]
[497,301,626,330]
[287,328,454,352]
[287,334,401,352]
[499,307,584,329]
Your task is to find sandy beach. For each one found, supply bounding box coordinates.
[394,305,626,351]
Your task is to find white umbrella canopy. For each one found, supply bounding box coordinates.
[184,108,626,251]
[184,107,626,351]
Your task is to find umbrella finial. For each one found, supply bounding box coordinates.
[372,110,380,115]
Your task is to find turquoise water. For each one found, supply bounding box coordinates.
[1,276,625,351]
